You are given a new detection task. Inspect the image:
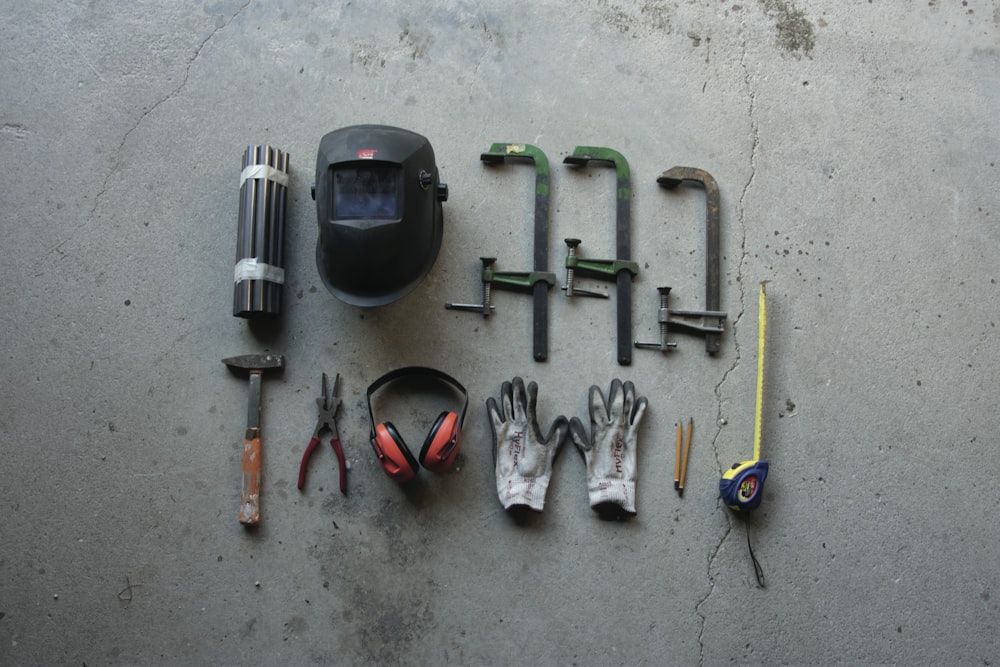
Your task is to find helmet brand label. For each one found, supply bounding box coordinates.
[357,149,377,159]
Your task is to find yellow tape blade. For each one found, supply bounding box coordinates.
[753,282,767,460]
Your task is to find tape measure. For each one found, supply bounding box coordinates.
[720,282,769,511]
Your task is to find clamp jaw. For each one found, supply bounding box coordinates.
[634,286,726,352]
[446,257,556,316]
[561,238,639,299]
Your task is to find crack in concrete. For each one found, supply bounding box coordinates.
[696,518,732,667]
[698,35,759,667]
[44,1,251,260]
[468,20,494,99]
[114,0,252,172]
[715,32,759,445]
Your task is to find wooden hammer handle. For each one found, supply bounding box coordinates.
[239,429,262,525]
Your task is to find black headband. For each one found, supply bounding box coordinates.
[365,366,469,440]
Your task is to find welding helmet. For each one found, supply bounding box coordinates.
[313,125,448,307]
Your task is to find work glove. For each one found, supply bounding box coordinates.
[487,377,569,512]
[569,379,648,519]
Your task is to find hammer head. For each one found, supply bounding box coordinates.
[222,354,285,373]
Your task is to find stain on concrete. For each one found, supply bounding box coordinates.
[398,23,434,60]
[596,1,675,37]
[641,0,674,33]
[602,5,634,34]
[760,0,815,58]
[348,24,435,76]
[284,615,309,635]
[480,21,505,49]
[372,498,432,567]
[779,398,797,418]
[350,41,386,74]
[354,587,436,664]
[305,496,445,662]
[0,123,31,139]
[321,491,347,514]
[240,617,257,638]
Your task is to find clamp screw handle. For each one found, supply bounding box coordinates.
[563,238,581,296]
[635,286,678,351]
[480,257,495,314]
[445,257,497,316]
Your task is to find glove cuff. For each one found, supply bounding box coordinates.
[588,479,636,514]
[498,475,552,512]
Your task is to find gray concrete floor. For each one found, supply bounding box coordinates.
[2,1,999,665]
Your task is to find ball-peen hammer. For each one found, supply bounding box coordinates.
[222,353,285,526]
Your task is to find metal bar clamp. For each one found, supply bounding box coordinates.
[563,146,638,366]
[653,166,726,354]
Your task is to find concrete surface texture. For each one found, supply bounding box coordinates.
[1,1,998,665]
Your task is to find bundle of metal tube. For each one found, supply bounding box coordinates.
[233,145,290,319]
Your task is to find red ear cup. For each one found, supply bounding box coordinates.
[372,422,418,482]
[418,411,461,472]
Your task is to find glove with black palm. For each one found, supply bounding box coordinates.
[487,377,568,512]
[569,379,648,519]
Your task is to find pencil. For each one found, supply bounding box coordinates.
[679,418,693,495]
[674,422,682,490]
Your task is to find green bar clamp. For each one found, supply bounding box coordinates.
[563,146,637,365]
[447,143,555,362]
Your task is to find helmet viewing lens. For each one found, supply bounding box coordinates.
[332,165,402,221]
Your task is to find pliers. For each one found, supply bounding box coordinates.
[297,372,347,494]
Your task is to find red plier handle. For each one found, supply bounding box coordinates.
[329,437,347,493]
[297,436,347,494]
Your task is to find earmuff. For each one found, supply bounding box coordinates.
[366,367,469,482]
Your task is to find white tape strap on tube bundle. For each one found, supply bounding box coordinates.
[234,257,286,285]
[240,163,289,188]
